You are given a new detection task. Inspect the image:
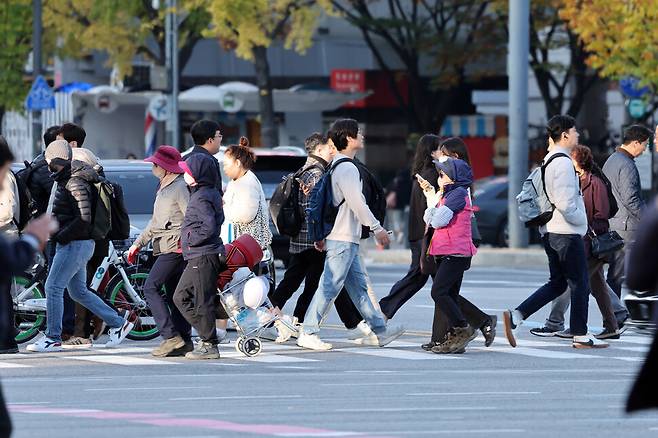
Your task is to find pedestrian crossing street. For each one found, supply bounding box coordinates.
[0,333,652,369]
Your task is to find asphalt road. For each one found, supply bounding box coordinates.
[2,263,657,438]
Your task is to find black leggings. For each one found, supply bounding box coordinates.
[430,256,487,339]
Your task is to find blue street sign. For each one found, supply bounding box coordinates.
[25,75,56,111]
[619,76,651,99]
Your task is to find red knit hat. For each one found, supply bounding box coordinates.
[144,145,184,174]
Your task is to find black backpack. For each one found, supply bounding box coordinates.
[10,169,37,231]
[352,159,387,239]
[106,181,130,240]
[270,164,322,237]
[592,165,619,219]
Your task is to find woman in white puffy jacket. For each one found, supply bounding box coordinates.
[222,136,273,249]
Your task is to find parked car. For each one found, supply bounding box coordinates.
[472,176,540,247]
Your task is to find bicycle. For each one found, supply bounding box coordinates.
[91,241,159,341]
[11,254,48,343]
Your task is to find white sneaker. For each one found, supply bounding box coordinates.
[572,334,609,349]
[105,315,135,348]
[347,320,373,340]
[297,332,332,351]
[274,316,297,343]
[374,325,405,347]
[26,336,63,352]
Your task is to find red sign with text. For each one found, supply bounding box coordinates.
[330,69,367,108]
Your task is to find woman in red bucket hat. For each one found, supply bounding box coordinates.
[127,145,194,357]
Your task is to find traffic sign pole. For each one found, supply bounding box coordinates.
[32,0,43,156]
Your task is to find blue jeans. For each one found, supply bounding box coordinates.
[303,240,386,336]
[46,240,123,341]
[517,233,590,336]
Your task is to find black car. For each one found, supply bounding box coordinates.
[472,176,540,247]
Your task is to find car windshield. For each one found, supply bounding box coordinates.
[252,156,307,198]
[105,169,159,215]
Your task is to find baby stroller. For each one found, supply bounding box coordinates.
[217,234,296,357]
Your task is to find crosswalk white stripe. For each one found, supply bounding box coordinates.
[474,346,602,359]
[222,350,319,363]
[90,347,152,354]
[61,355,178,366]
[340,347,463,360]
[0,362,32,368]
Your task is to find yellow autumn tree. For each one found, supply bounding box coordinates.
[204,0,321,147]
[43,0,211,79]
[561,1,658,88]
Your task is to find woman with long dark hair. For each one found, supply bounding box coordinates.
[379,136,496,349]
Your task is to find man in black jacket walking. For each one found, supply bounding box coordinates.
[26,140,134,352]
[0,136,56,436]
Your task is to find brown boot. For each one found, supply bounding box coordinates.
[152,336,186,357]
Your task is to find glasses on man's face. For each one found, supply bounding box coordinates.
[215,133,223,139]
[438,171,444,178]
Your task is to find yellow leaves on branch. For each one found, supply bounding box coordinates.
[204,0,321,61]
[560,0,658,87]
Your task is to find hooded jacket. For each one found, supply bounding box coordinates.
[424,159,477,257]
[181,154,225,260]
[51,160,99,244]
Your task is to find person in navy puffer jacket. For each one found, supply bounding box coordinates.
[423,157,484,355]
[174,153,226,360]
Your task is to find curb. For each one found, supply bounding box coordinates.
[364,247,547,267]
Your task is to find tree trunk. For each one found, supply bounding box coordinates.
[252,45,277,147]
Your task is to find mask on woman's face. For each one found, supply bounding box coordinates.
[48,164,59,174]
[152,165,166,179]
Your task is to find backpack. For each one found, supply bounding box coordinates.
[106,181,130,240]
[90,181,113,240]
[592,165,619,219]
[353,160,387,239]
[516,152,570,228]
[306,158,351,242]
[10,169,37,231]
[269,164,322,237]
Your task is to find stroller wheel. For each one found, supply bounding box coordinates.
[242,337,262,357]
[235,337,245,354]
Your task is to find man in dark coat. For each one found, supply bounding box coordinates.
[0,135,56,437]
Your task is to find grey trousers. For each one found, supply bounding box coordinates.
[545,257,627,331]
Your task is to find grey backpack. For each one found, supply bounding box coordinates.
[516,152,569,227]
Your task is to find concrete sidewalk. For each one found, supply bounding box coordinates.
[363,246,547,267]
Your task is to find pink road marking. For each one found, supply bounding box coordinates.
[9,405,392,437]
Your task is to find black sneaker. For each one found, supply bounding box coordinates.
[595,328,621,340]
[481,315,497,347]
[530,326,559,337]
[421,341,440,351]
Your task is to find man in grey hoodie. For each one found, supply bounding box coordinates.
[603,124,650,301]
[503,115,607,349]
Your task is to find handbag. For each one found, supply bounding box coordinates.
[589,228,624,258]
[234,196,273,249]
[420,226,437,276]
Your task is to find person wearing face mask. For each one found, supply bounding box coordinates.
[127,146,193,357]
[27,140,134,352]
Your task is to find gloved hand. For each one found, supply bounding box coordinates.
[127,245,140,264]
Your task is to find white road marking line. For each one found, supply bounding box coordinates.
[408,391,539,396]
[269,366,315,370]
[341,347,462,360]
[220,350,319,363]
[473,346,602,359]
[169,395,302,401]
[549,379,630,383]
[85,386,206,392]
[613,346,648,352]
[0,362,31,368]
[92,347,152,354]
[612,357,644,362]
[322,382,447,387]
[62,355,178,366]
[367,429,524,435]
[611,336,652,345]
[276,433,363,437]
[334,407,500,413]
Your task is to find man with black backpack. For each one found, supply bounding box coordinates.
[503,115,607,349]
[297,119,404,351]
[269,133,369,342]
[26,140,134,352]
[17,125,60,216]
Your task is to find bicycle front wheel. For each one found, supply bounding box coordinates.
[105,268,160,341]
[11,275,46,344]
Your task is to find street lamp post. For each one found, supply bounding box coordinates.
[507,0,530,248]
[165,0,180,148]
[32,0,43,156]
